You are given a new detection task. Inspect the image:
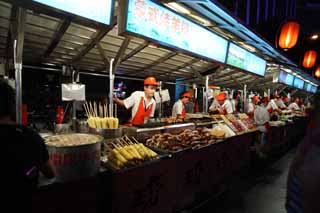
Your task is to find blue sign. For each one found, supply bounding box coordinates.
[33,0,113,25]
[293,77,304,89]
[305,83,312,92]
[278,70,294,86]
[123,0,228,63]
[311,85,317,93]
[226,43,266,76]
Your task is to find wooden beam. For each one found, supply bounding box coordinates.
[121,41,149,62]
[43,18,71,59]
[113,37,131,74]
[96,42,110,66]
[136,52,178,74]
[71,25,114,64]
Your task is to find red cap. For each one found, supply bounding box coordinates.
[261,97,269,104]
[144,77,159,86]
[215,92,227,101]
[251,96,260,104]
[181,92,191,98]
[283,96,289,103]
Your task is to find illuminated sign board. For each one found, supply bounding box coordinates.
[311,85,317,93]
[293,77,304,89]
[226,43,266,76]
[33,0,113,25]
[120,0,228,63]
[278,70,294,86]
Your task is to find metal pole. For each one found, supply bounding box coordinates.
[243,84,247,113]
[205,76,209,114]
[202,87,205,113]
[268,88,271,99]
[72,70,77,130]
[159,81,162,119]
[193,83,197,99]
[14,8,26,124]
[109,58,115,105]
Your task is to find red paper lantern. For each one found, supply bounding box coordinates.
[315,66,320,78]
[278,21,300,49]
[303,50,317,68]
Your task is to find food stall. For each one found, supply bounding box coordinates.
[0,0,317,213]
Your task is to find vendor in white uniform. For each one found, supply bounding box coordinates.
[114,77,158,125]
[209,92,233,114]
[288,98,301,111]
[172,92,191,119]
[266,94,282,114]
[247,96,259,118]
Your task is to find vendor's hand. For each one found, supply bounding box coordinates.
[113,95,119,102]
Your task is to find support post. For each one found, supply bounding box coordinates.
[109,58,115,106]
[14,8,26,124]
[205,76,209,114]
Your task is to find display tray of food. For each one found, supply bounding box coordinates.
[145,128,226,154]
[269,121,286,127]
[101,136,166,171]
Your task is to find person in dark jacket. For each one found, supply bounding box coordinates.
[0,79,55,212]
[286,91,320,213]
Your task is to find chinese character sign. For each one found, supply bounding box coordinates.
[125,0,228,63]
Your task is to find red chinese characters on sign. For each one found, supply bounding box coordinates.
[133,0,146,18]
[147,6,160,25]
[159,12,171,32]
[172,17,182,34]
[181,20,191,35]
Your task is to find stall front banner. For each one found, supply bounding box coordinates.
[33,0,113,25]
[226,43,266,76]
[121,0,228,63]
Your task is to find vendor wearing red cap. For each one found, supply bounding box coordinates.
[248,96,259,118]
[288,98,301,111]
[114,77,158,125]
[276,96,287,109]
[172,92,191,119]
[266,94,282,114]
[209,92,233,114]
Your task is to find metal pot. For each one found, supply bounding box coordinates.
[89,127,123,139]
[46,134,102,182]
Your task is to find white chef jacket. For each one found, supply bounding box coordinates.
[231,99,237,112]
[266,99,279,112]
[247,102,255,114]
[288,102,300,111]
[172,100,184,117]
[124,91,156,119]
[254,105,270,132]
[276,99,286,109]
[221,99,234,114]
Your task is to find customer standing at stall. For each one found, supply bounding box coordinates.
[113,77,158,125]
[172,92,191,119]
[0,80,55,212]
[209,92,233,114]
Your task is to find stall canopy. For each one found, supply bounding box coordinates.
[0,0,318,94]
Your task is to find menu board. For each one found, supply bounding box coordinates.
[278,70,294,86]
[311,85,317,93]
[304,83,311,92]
[226,43,266,76]
[33,0,113,25]
[121,0,228,63]
[293,77,304,89]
